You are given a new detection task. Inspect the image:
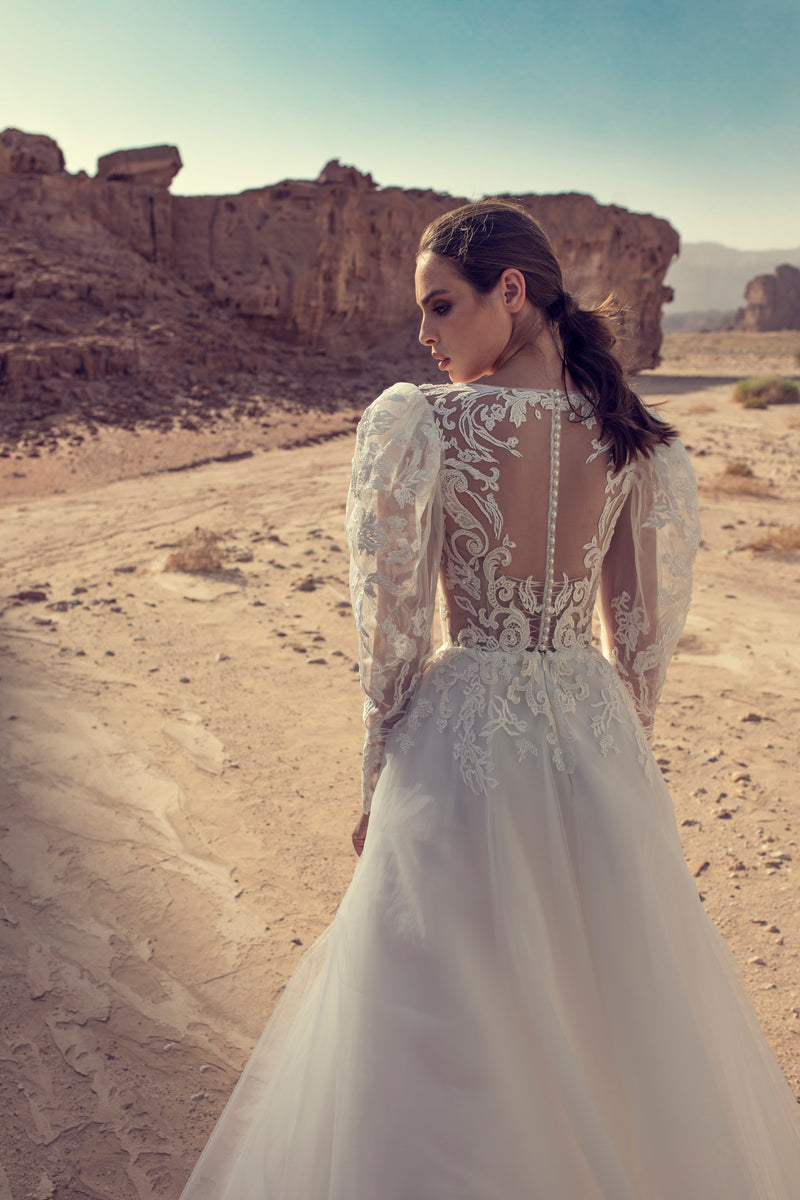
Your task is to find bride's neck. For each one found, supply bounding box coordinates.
[480,327,571,391]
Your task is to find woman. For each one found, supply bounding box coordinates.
[181,202,800,1198]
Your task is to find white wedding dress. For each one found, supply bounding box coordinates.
[180,382,800,1199]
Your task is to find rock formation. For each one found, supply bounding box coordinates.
[0,128,65,175]
[317,158,376,190]
[731,263,800,331]
[96,144,183,189]
[0,129,679,447]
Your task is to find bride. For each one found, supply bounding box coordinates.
[180,201,800,1198]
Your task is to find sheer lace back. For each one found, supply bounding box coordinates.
[346,381,699,810]
[424,383,631,654]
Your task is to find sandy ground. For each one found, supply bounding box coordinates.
[1,332,799,1199]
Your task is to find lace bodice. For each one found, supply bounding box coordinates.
[428,383,624,655]
[346,382,699,811]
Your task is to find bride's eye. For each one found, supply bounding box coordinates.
[433,303,450,315]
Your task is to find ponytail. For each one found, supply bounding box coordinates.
[548,291,676,467]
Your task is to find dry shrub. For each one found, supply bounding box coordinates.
[701,464,774,498]
[745,525,800,555]
[723,460,754,477]
[165,527,224,573]
[733,376,800,407]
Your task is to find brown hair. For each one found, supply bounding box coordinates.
[417,199,676,466]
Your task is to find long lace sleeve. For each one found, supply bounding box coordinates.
[346,383,444,813]
[597,436,700,740]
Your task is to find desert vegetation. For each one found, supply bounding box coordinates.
[702,460,775,498]
[732,376,800,409]
[164,527,225,573]
[745,525,800,554]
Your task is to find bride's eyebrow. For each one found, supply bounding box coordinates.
[418,288,450,309]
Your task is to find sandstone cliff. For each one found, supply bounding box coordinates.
[0,132,679,447]
[731,263,800,331]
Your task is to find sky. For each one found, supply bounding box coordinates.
[3,0,798,251]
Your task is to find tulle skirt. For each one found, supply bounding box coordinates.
[180,647,800,1199]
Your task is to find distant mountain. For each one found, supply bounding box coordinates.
[665,242,800,314]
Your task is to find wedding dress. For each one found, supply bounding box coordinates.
[180,382,800,1199]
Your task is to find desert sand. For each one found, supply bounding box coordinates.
[1,331,799,1199]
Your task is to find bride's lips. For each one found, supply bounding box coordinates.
[433,355,451,371]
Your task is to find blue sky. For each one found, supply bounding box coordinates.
[4,0,798,249]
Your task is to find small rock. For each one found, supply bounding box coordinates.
[731,771,751,783]
[294,575,318,592]
[308,657,327,665]
[693,861,710,878]
[748,956,767,967]
[681,818,699,827]
[179,675,191,683]
[105,650,115,657]
[15,589,47,602]
[190,1092,206,1102]
[741,712,763,723]
[216,652,230,662]
[716,810,733,820]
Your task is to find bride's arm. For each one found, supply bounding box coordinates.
[346,384,443,829]
[597,437,700,740]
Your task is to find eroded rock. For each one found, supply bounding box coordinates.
[732,263,800,331]
[0,128,65,175]
[96,144,183,188]
[0,128,679,445]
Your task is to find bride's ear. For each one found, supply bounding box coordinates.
[499,268,527,314]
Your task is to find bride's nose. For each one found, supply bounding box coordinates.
[418,314,436,347]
